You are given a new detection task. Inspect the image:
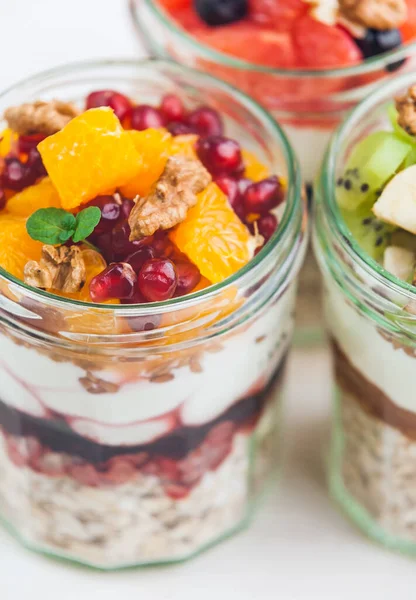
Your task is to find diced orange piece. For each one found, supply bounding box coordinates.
[170,134,198,159]
[6,177,61,217]
[38,108,141,210]
[0,128,17,157]
[0,215,43,279]
[242,150,270,181]
[120,128,172,198]
[169,182,253,284]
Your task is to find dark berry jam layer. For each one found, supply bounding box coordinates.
[0,357,286,464]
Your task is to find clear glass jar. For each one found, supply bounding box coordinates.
[0,59,306,569]
[129,0,416,341]
[314,71,416,555]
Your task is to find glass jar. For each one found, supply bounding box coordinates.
[130,0,416,341]
[0,59,306,569]
[314,71,416,555]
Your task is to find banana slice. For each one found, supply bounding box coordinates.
[383,245,415,281]
[373,165,416,234]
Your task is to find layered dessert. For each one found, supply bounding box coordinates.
[317,85,416,550]
[0,72,304,568]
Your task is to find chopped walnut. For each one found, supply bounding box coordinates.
[395,86,416,136]
[24,245,86,293]
[4,99,80,136]
[339,0,406,29]
[79,372,120,394]
[128,156,211,241]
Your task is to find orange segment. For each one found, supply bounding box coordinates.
[0,215,43,279]
[120,128,172,198]
[242,150,270,181]
[38,108,141,210]
[6,178,61,217]
[170,134,198,159]
[0,128,17,157]
[169,182,253,284]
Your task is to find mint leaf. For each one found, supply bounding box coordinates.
[72,206,101,243]
[26,208,76,245]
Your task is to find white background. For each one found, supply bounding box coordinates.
[0,0,415,597]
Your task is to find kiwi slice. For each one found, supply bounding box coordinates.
[337,131,412,211]
[341,197,396,261]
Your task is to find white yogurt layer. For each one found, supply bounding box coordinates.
[325,275,416,414]
[283,124,332,183]
[0,283,296,445]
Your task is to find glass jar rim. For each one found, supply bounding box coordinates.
[321,69,416,302]
[0,57,302,313]
[131,0,416,79]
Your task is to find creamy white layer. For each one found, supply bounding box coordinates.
[0,283,295,445]
[325,275,416,413]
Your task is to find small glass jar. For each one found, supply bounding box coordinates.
[130,0,416,341]
[314,71,416,555]
[0,59,306,569]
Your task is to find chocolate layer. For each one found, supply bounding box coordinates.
[0,356,286,463]
[332,339,416,439]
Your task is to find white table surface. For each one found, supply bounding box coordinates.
[1,1,416,597]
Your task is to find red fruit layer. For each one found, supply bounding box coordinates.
[0,357,286,466]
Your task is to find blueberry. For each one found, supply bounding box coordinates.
[194,0,248,26]
[355,28,402,59]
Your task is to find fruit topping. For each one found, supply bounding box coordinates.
[243,176,284,214]
[160,94,186,123]
[395,85,416,136]
[187,107,224,136]
[128,155,211,240]
[339,0,407,29]
[138,257,178,301]
[383,245,415,280]
[257,213,278,241]
[126,246,156,273]
[6,178,61,217]
[0,215,43,279]
[89,262,137,302]
[131,105,165,131]
[355,28,403,58]
[170,182,254,283]
[372,165,416,234]
[196,135,243,176]
[174,261,201,296]
[4,100,80,136]
[1,156,39,191]
[38,107,141,209]
[194,0,248,26]
[24,245,86,293]
[87,195,121,234]
[85,90,132,122]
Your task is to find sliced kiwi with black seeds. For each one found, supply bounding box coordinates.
[341,197,396,260]
[337,131,413,211]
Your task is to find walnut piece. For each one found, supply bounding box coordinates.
[24,245,86,293]
[339,0,407,29]
[4,100,80,136]
[395,85,416,136]
[128,155,211,241]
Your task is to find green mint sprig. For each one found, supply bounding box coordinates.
[26,206,101,245]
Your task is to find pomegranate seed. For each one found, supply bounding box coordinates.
[167,121,195,136]
[18,133,46,154]
[89,262,137,302]
[138,258,177,302]
[87,195,121,234]
[215,175,239,207]
[243,176,284,215]
[122,284,146,305]
[257,213,278,241]
[174,262,201,296]
[237,177,252,196]
[86,90,132,121]
[0,188,6,210]
[120,198,134,220]
[151,230,173,257]
[111,220,143,260]
[126,246,156,273]
[160,94,186,123]
[1,157,38,190]
[187,107,223,136]
[131,105,165,131]
[93,232,114,263]
[196,135,243,176]
[26,147,47,177]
